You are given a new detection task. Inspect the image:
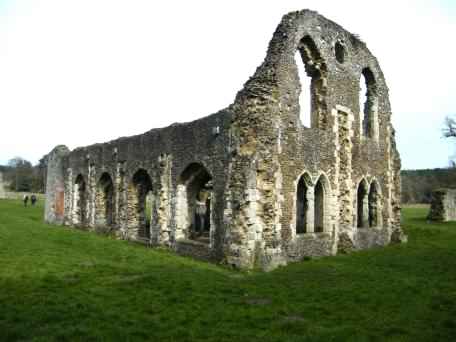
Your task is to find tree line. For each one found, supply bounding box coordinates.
[1,158,455,202]
[401,116,456,203]
[0,156,47,193]
[401,168,456,204]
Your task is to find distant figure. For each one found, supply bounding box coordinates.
[23,194,29,207]
[31,194,37,206]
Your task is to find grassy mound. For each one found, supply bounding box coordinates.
[0,200,455,341]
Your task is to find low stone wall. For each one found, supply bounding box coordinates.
[284,233,334,262]
[175,239,213,261]
[354,227,391,249]
[428,188,456,222]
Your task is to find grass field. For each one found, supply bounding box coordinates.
[0,200,455,341]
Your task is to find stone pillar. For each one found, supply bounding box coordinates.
[333,106,355,253]
[0,171,6,199]
[63,168,73,225]
[45,145,70,224]
[126,182,140,239]
[335,106,354,233]
[114,162,127,234]
[174,183,188,241]
[306,187,315,233]
[427,188,456,222]
[156,154,171,245]
[362,195,369,228]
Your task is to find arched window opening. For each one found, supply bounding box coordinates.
[335,41,346,64]
[128,169,153,239]
[95,172,114,228]
[368,181,380,227]
[314,178,325,233]
[178,163,213,243]
[295,51,312,127]
[296,174,310,234]
[360,68,377,138]
[295,35,328,129]
[73,174,86,226]
[357,180,369,228]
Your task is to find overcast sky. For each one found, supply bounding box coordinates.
[0,0,455,169]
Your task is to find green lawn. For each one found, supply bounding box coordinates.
[0,200,455,341]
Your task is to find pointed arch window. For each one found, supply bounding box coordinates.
[360,68,378,139]
[294,35,328,129]
[357,179,369,228]
[296,173,312,234]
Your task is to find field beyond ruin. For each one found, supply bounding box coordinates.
[0,200,455,341]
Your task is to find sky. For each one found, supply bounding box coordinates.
[0,0,455,169]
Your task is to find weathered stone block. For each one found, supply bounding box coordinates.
[428,188,456,222]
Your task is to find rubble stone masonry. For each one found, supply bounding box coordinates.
[428,188,456,222]
[45,10,406,270]
[0,171,6,199]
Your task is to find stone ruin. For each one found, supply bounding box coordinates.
[0,171,5,199]
[427,188,456,222]
[44,10,406,270]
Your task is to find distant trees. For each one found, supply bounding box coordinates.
[403,117,456,204]
[0,156,47,193]
[402,168,456,203]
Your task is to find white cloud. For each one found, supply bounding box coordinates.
[0,0,454,169]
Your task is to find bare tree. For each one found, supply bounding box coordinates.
[443,116,456,138]
[443,116,456,167]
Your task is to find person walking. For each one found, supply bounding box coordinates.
[31,194,37,206]
[23,194,29,207]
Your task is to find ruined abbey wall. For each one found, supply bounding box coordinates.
[45,10,405,270]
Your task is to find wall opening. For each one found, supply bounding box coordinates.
[335,42,345,64]
[295,35,328,129]
[296,173,311,234]
[314,177,325,233]
[357,179,368,228]
[95,172,114,228]
[178,163,213,243]
[295,51,312,127]
[360,68,377,138]
[368,180,380,227]
[73,174,86,226]
[128,169,153,239]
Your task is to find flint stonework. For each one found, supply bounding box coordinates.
[0,171,6,199]
[428,188,456,222]
[44,10,405,270]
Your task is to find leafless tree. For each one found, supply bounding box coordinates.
[443,116,456,138]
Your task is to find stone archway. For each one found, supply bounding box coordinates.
[127,169,153,239]
[360,67,378,139]
[296,172,312,234]
[368,180,381,228]
[313,174,331,233]
[294,35,328,129]
[95,172,114,229]
[357,179,369,228]
[176,163,213,243]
